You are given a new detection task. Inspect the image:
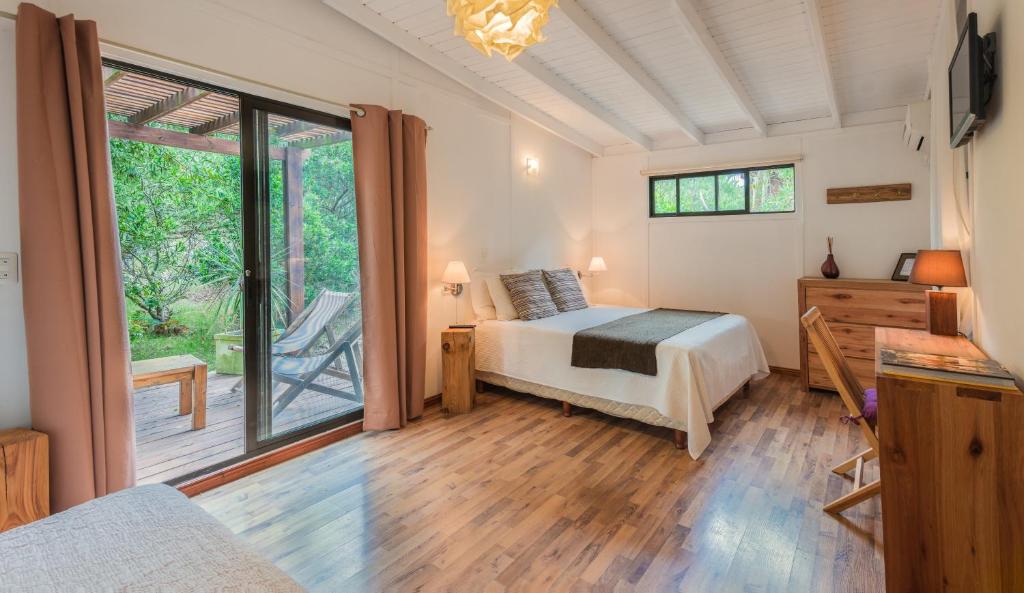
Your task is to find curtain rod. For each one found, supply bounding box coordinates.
[641,155,804,177]
[0,9,369,118]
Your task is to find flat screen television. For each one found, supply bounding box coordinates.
[948,13,987,148]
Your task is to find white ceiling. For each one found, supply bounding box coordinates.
[325,0,942,155]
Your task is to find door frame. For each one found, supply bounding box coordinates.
[103,58,364,482]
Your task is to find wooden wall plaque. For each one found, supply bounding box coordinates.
[827,183,911,204]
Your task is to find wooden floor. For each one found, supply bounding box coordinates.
[134,372,361,484]
[195,372,884,592]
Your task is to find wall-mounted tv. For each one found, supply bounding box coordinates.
[948,13,995,148]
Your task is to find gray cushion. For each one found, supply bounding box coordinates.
[542,268,588,312]
[501,270,559,321]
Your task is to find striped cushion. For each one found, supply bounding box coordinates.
[542,268,588,312]
[500,271,559,321]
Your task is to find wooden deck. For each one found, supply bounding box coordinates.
[134,371,361,484]
[197,373,885,592]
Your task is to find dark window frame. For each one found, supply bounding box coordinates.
[649,163,796,218]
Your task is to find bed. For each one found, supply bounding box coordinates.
[474,305,769,458]
[0,484,303,593]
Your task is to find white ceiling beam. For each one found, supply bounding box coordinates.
[513,54,654,151]
[557,0,704,145]
[803,0,842,128]
[669,0,768,137]
[322,0,604,156]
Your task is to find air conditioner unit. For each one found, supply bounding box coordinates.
[903,101,930,158]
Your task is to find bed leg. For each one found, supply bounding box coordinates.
[673,430,686,450]
[475,379,485,394]
[562,401,572,417]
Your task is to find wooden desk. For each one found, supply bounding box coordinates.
[875,328,1023,593]
[131,355,208,430]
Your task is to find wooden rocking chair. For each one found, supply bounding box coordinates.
[801,306,881,514]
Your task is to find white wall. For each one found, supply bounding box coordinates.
[592,123,931,369]
[929,0,1024,380]
[0,0,593,419]
[0,19,31,429]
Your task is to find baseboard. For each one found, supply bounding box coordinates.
[177,420,363,497]
[425,393,442,407]
[769,365,800,376]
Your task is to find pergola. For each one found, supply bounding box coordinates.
[104,69,352,318]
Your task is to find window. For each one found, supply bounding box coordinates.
[649,164,795,217]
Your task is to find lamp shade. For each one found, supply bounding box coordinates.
[442,261,471,284]
[588,256,608,273]
[446,0,556,61]
[909,250,967,288]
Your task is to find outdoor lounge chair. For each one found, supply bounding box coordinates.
[231,289,363,417]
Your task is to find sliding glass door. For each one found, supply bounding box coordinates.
[241,97,363,451]
[107,59,363,484]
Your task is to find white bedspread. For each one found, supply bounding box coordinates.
[475,306,769,458]
[0,484,303,593]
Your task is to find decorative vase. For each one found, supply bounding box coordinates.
[821,237,840,279]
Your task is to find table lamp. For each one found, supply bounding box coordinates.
[909,249,967,336]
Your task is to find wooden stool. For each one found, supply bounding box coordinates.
[0,429,48,532]
[131,355,208,430]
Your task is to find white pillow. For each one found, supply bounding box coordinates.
[485,275,519,320]
[469,271,497,321]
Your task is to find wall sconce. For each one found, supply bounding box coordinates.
[442,260,470,296]
[525,157,539,176]
[578,256,608,278]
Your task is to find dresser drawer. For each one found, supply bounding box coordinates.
[807,322,876,360]
[807,352,877,391]
[805,286,927,329]
[805,286,927,312]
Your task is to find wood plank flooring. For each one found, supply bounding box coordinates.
[195,373,884,592]
[134,372,360,484]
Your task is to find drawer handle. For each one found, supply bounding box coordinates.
[957,387,1002,402]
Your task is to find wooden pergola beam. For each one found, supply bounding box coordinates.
[274,120,318,139]
[190,111,239,136]
[104,69,125,88]
[128,88,209,126]
[108,119,285,160]
[288,131,351,150]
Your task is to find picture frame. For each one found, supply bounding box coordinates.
[891,252,917,281]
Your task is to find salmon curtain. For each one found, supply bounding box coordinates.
[16,3,135,511]
[350,105,428,430]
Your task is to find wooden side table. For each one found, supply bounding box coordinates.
[441,327,475,414]
[131,355,208,430]
[0,429,49,532]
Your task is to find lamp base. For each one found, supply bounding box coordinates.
[925,290,958,336]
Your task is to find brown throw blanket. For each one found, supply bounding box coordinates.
[571,309,724,376]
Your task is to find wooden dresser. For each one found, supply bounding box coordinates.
[798,277,927,391]
[876,328,1023,593]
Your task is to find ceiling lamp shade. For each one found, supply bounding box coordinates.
[446,0,557,61]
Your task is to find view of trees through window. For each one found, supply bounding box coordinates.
[650,164,795,217]
[111,125,357,366]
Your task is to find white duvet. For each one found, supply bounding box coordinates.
[475,305,769,458]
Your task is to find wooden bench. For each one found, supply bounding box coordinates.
[131,355,208,431]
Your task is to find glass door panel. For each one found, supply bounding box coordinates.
[244,100,362,446]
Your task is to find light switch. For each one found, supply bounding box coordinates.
[0,252,19,284]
